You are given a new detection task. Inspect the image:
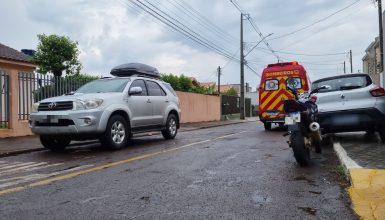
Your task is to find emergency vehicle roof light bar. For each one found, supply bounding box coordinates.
[267,61,298,68]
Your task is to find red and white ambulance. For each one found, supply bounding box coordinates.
[258,61,310,130]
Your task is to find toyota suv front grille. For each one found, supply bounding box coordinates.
[38,101,74,111]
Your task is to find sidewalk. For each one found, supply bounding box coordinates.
[333,132,385,220]
[0,118,257,156]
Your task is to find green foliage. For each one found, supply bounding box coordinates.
[179,75,193,91]
[0,122,8,129]
[222,87,239,96]
[160,73,216,95]
[33,34,82,77]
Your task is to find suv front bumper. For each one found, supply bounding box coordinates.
[29,109,105,135]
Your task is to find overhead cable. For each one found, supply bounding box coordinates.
[270,0,362,40]
[127,0,239,61]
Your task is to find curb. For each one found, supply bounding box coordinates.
[180,120,251,132]
[333,142,362,180]
[0,148,45,157]
[333,142,385,219]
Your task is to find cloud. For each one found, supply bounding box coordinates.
[0,0,381,90]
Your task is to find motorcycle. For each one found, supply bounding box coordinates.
[283,78,328,166]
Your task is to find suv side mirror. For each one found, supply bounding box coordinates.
[129,87,143,96]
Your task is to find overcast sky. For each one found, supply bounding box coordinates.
[0,0,380,90]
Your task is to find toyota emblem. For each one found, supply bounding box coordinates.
[48,102,57,109]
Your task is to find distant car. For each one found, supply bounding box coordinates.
[312,73,385,141]
[29,63,181,151]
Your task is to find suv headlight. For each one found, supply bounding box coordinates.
[74,99,103,110]
[31,102,39,113]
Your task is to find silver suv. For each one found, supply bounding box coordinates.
[312,73,385,141]
[29,63,181,150]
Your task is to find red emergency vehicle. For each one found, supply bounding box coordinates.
[258,61,310,130]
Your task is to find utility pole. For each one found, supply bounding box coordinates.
[240,13,245,120]
[377,0,384,72]
[350,50,353,73]
[343,61,346,74]
[217,66,221,94]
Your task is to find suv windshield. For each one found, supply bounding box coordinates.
[312,75,371,93]
[76,78,130,93]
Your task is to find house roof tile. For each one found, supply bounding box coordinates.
[0,43,32,63]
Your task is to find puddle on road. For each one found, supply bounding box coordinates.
[252,191,272,207]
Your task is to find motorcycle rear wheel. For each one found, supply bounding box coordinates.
[290,131,310,166]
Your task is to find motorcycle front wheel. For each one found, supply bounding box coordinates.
[290,131,310,166]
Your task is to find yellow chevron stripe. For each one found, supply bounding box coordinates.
[268,93,283,111]
[260,90,279,109]
[260,91,268,101]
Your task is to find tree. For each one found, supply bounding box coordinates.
[222,87,239,96]
[33,34,82,77]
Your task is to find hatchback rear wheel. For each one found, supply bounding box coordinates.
[379,126,385,143]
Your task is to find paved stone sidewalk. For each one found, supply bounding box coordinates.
[334,132,385,169]
[334,132,385,220]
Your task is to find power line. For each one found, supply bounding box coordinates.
[279,1,367,50]
[270,0,362,40]
[127,0,239,62]
[172,0,238,44]
[142,0,236,58]
[229,0,280,61]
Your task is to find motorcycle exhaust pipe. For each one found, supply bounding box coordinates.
[309,122,320,132]
[309,122,322,143]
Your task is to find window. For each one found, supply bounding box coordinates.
[146,80,166,96]
[129,79,148,96]
[265,79,279,91]
[312,75,371,93]
[163,82,177,96]
[76,78,130,93]
[286,77,302,89]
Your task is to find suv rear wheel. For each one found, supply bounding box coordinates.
[100,115,130,150]
[40,135,71,151]
[162,114,178,139]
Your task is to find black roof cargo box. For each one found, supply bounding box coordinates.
[110,63,160,78]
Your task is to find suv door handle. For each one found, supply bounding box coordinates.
[165,99,169,102]
[147,99,151,103]
[340,94,345,99]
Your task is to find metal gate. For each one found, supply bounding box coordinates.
[0,71,10,128]
[221,95,252,117]
[245,98,251,117]
[221,95,240,115]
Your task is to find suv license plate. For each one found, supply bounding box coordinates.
[285,112,301,125]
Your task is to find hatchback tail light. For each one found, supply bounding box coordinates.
[309,95,317,102]
[370,87,385,97]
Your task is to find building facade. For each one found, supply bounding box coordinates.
[363,36,381,86]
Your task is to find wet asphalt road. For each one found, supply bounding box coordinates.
[0,122,356,219]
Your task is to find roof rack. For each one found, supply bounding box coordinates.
[110,63,160,79]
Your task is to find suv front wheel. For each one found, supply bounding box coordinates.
[100,115,130,150]
[162,114,178,139]
[40,135,71,151]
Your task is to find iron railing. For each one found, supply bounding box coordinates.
[18,73,94,120]
[0,71,10,128]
